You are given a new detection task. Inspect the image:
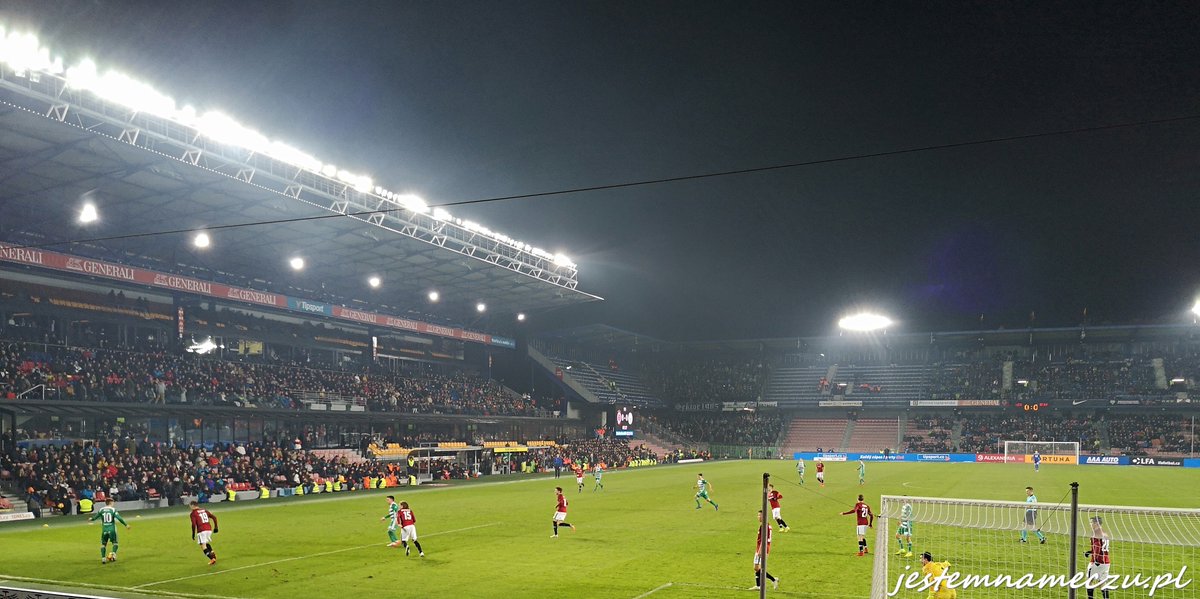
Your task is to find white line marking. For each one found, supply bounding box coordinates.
[3,462,711,535]
[901,481,923,488]
[631,582,673,598]
[132,522,499,589]
[0,576,247,599]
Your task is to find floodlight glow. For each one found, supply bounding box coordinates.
[0,24,578,274]
[517,313,526,322]
[427,291,440,303]
[79,202,98,223]
[0,30,63,75]
[368,276,381,288]
[838,313,893,331]
[289,257,305,271]
[394,194,429,214]
[193,232,210,248]
[1193,301,1200,318]
[476,302,487,313]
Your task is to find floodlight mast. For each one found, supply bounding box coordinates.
[0,27,594,297]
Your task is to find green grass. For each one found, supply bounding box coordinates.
[2,461,1199,599]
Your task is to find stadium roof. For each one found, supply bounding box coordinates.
[536,324,671,351]
[0,27,602,326]
[539,322,1200,354]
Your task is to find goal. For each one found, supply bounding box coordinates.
[1003,440,1080,464]
[870,492,1200,598]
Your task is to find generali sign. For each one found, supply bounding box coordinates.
[0,244,511,347]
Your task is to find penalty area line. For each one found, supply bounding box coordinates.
[132,522,499,589]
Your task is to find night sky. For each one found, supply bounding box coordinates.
[4,2,1200,340]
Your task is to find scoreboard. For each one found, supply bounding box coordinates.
[613,406,636,438]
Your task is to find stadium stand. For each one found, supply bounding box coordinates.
[643,411,783,447]
[0,341,546,416]
[846,418,899,453]
[640,358,767,405]
[761,366,829,406]
[781,418,849,453]
[546,356,661,406]
[902,415,955,453]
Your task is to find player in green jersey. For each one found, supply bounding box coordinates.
[858,459,866,486]
[796,458,805,484]
[894,500,914,557]
[694,473,718,510]
[382,495,401,547]
[88,498,129,564]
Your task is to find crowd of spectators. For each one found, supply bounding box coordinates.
[0,436,381,515]
[927,361,1002,400]
[645,411,783,446]
[0,341,544,416]
[957,413,1095,453]
[1104,414,1190,456]
[641,358,767,405]
[1020,356,1159,401]
[904,415,955,453]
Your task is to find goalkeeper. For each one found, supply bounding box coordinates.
[920,552,957,599]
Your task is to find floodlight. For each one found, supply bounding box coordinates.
[193,232,210,248]
[79,202,98,223]
[517,313,526,322]
[476,302,487,313]
[553,253,574,267]
[368,276,381,288]
[427,291,440,303]
[289,257,305,271]
[395,194,429,213]
[432,207,452,221]
[1193,301,1200,318]
[838,312,893,331]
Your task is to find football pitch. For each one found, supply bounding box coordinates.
[2,460,1198,599]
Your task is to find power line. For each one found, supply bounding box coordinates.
[6,112,1199,252]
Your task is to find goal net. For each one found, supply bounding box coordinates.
[870,493,1200,598]
[1004,440,1080,464]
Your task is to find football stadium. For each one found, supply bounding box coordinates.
[2,5,1200,599]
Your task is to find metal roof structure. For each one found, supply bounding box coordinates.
[0,40,601,330]
[0,399,558,426]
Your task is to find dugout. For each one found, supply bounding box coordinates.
[406,444,484,483]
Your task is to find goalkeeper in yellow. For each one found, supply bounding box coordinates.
[920,551,956,598]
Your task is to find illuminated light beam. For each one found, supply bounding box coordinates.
[838,312,893,332]
[0,24,579,272]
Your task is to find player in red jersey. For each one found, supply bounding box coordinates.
[1084,516,1112,599]
[189,501,219,565]
[816,461,826,487]
[397,501,424,557]
[767,484,790,532]
[751,510,779,591]
[573,465,585,493]
[551,486,576,538]
[840,494,874,556]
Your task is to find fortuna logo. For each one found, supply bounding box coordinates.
[1072,400,1087,406]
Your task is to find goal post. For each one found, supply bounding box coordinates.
[1004,440,1080,464]
[870,492,1200,598]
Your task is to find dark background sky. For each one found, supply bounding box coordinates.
[4,1,1200,340]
